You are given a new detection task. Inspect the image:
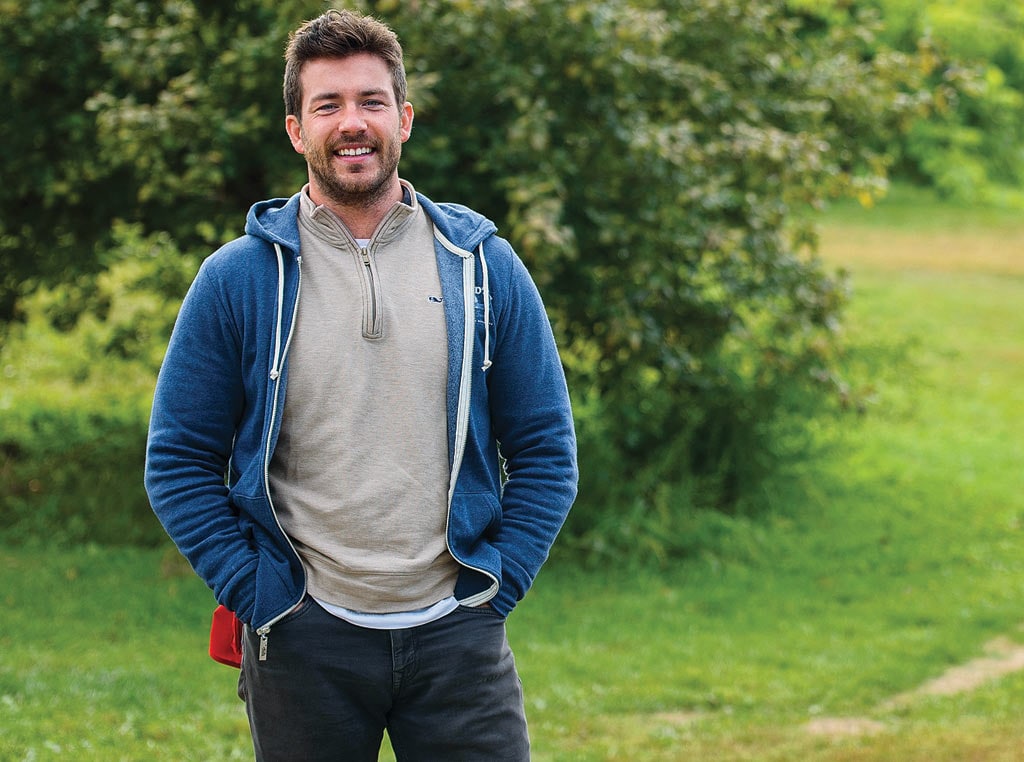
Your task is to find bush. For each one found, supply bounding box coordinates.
[871,0,1024,206]
[375,0,912,557]
[0,225,198,545]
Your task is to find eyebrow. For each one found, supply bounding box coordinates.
[309,88,391,104]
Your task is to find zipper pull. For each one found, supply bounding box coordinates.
[257,627,269,661]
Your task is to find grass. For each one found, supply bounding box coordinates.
[3,185,1024,760]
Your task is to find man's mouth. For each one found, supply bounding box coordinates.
[335,146,374,157]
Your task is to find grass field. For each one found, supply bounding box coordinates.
[2,186,1023,760]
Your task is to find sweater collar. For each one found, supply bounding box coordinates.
[298,180,419,250]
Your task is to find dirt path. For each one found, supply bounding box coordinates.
[805,633,1024,737]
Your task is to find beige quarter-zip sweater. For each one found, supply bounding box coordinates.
[268,182,459,614]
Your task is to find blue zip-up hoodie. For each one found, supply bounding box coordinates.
[144,190,578,634]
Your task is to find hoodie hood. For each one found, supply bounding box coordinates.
[416,193,497,254]
[242,186,499,257]
[244,195,303,252]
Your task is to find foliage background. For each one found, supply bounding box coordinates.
[871,0,1024,205]
[1,0,1020,557]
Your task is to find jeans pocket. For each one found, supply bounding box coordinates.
[456,603,505,620]
[275,596,315,627]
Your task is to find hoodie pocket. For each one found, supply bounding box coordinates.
[448,491,501,547]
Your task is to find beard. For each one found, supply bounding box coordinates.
[303,131,403,208]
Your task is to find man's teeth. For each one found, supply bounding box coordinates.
[337,147,372,156]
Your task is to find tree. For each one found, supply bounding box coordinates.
[0,0,123,319]
[0,0,314,320]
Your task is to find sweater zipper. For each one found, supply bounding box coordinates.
[359,245,383,339]
[257,248,307,662]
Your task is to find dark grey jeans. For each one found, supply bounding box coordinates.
[238,598,530,761]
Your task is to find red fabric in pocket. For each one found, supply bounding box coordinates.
[209,604,244,668]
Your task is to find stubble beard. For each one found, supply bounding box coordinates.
[305,132,402,209]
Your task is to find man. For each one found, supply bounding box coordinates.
[144,9,577,761]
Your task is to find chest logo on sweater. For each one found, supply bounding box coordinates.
[427,295,444,303]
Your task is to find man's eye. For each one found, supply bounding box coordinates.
[316,104,338,112]
[363,100,385,108]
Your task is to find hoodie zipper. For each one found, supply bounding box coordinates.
[257,246,307,661]
[433,229,500,606]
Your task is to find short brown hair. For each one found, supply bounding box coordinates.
[283,9,407,118]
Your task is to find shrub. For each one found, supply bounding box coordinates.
[872,0,1024,206]
[0,225,198,545]
[376,0,914,557]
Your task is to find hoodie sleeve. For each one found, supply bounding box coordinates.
[144,260,261,624]
[484,245,579,616]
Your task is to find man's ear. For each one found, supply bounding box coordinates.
[400,102,414,143]
[285,114,305,154]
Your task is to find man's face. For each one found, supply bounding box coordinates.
[286,53,413,208]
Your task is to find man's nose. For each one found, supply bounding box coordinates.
[337,106,367,133]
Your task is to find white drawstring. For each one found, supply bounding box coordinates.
[432,227,494,372]
[269,244,285,380]
[478,242,492,371]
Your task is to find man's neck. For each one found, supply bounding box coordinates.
[307,181,404,239]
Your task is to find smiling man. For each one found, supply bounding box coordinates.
[144,9,578,762]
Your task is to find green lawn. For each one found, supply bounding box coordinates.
[3,187,1023,760]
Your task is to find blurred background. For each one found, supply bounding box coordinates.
[1,1,1022,759]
